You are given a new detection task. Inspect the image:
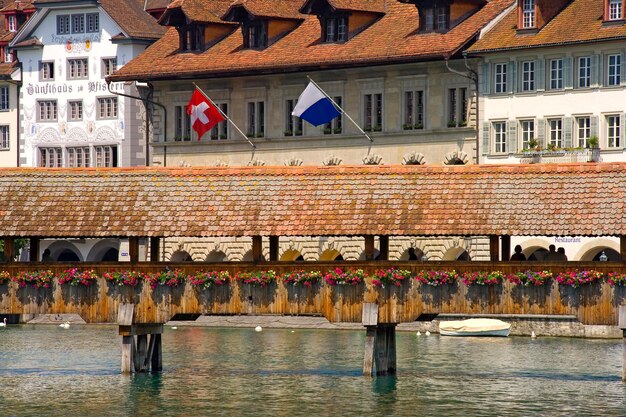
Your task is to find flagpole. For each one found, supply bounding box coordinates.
[192,82,256,149]
[306,76,373,143]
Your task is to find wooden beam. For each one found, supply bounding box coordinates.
[489,235,499,261]
[364,236,375,260]
[379,235,389,261]
[363,326,376,377]
[374,326,389,375]
[128,237,139,263]
[121,335,134,374]
[3,237,14,263]
[151,334,162,372]
[620,235,626,261]
[29,238,40,262]
[252,236,263,263]
[501,235,511,262]
[150,237,160,262]
[269,236,279,262]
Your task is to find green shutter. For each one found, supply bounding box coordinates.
[482,121,490,156]
[536,118,546,148]
[536,59,545,91]
[563,117,573,148]
[564,57,573,89]
[482,63,491,95]
[508,120,517,154]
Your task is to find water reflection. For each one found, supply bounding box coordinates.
[0,325,625,416]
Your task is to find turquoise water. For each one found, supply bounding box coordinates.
[0,324,625,416]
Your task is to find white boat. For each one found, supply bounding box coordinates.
[439,318,511,337]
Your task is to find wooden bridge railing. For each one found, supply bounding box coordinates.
[1,261,625,325]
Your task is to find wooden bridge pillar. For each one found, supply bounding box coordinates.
[269,236,279,262]
[489,235,499,261]
[378,235,389,261]
[252,236,263,262]
[150,237,160,262]
[118,304,163,374]
[29,238,40,262]
[362,303,396,377]
[620,306,626,382]
[501,235,511,261]
[128,237,139,263]
[3,237,14,262]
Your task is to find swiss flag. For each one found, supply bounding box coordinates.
[186,88,225,140]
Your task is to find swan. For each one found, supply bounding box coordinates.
[254,326,262,332]
[425,330,431,336]
[0,318,6,327]
[171,326,178,330]
[59,321,70,329]
[531,331,537,339]
[416,331,421,336]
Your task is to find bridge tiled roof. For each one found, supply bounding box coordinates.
[0,163,623,238]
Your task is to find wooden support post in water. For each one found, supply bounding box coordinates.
[128,237,139,263]
[362,304,396,376]
[117,303,165,374]
[3,237,14,263]
[269,236,279,262]
[29,237,40,262]
[363,303,378,377]
[364,236,375,261]
[619,306,626,382]
[489,235,499,261]
[501,235,511,262]
[150,237,160,262]
[379,235,389,261]
[252,236,263,262]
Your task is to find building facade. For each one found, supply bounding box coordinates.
[470,0,626,261]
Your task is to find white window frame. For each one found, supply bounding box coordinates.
[57,15,70,35]
[39,147,63,167]
[247,101,265,137]
[68,100,83,121]
[0,125,8,150]
[578,56,591,88]
[94,145,117,167]
[363,92,383,131]
[174,105,192,141]
[403,90,424,130]
[521,61,535,91]
[609,0,623,20]
[548,118,563,148]
[86,13,99,33]
[66,146,90,168]
[493,121,507,153]
[576,116,591,148]
[37,100,58,122]
[97,97,118,119]
[67,58,88,80]
[549,59,564,90]
[71,14,85,34]
[522,0,535,28]
[0,86,8,110]
[8,16,16,32]
[285,99,303,137]
[520,119,535,150]
[607,54,621,86]
[607,114,621,148]
[40,61,55,81]
[494,63,507,93]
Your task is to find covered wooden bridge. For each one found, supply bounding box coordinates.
[1,163,626,376]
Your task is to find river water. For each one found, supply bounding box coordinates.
[0,324,625,416]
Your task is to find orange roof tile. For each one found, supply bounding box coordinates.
[469,0,626,53]
[224,0,305,20]
[110,0,513,82]
[161,0,234,25]
[0,163,624,238]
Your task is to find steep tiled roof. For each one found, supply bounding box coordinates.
[145,0,171,10]
[0,61,17,77]
[469,0,626,53]
[100,0,165,40]
[325,0,385,13]
[1,1,34,12]
[109,0,513,81]
[224,0,305,20]
[0,163,624,238]
[161,0,234,25]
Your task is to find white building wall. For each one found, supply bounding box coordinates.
[0,81,18,167]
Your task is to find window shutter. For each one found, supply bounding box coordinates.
[536,118,546,148]
[590,115,599,139]
[621,113,626,148]
[508,120,517,154]
[482,63,491,95]
[563,56,573,89]
[593,54,603,87]
[563,117,573,148]
[508,61,517,93]
[482,121,490,155]
[621,52,626,86]
[536,59,545,91]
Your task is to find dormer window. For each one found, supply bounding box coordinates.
[179,25,204,52]
[8,16,16,32]
[420,4,449,32]
[521,0,535,28]
[608,0,623,20]
[244,21,267,49]
[323,15,348,43]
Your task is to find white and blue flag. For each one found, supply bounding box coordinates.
[292,82,341,127]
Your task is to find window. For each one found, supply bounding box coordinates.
[94,145,118,167]
[210,103,228,140]
[363,93,383,131]
[179,25,203,52]
[0,86,8,110]
[39,147,63,167]
[421,6,449,31]
[578,56,591,88]
[285,99,303,137]
[576,117,591,148]
[607,115,621,147]
[494,63,507,93]
[66,147,90,168]
[41,61,55,81]
[38,100,58,122]
[323,96,343,134]
[404,90,424,130]
[102,58,117,77]
[550,59,563,89]
[174,105,192,141]
[548,119,563,148]
[323,15,348,42]
[86,13,99,33]
[493,122,507,153]
[247,101,265,137]
[447,88,467,127]
[608,54,621,86]
[57,15,70,35]
[68,58,88,79]
[609,0,623,20]
[97,97,118,119]
[520,120,535,150]
[4,49,12,63]
[8,16,16,32]
[245,21,267,49]
[71,14,85,33]
[522,0,535,28]
[68,100,83,121]
[435,6,449,30]
[521,61,535,91]
[0,126,8,150]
